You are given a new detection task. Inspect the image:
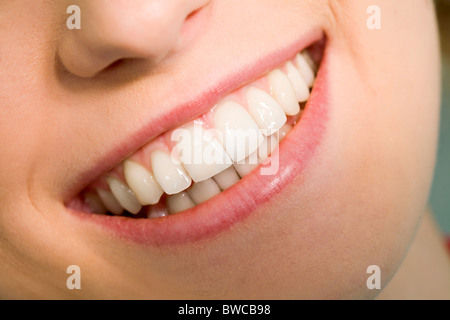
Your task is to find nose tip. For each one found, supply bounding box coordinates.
[58,0,210,78]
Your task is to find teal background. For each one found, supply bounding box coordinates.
[431,2,450,234]
[431,57,450,234]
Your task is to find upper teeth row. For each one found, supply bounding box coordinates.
[84,51,317,216]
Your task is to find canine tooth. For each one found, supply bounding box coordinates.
[123,161,164,205]
[268,69,300,116]
[302,50,318,73]
[233,152,260,178]
[188,179,221,204]
[96,188,124,215]
[167,192,196,214]
[285,62,310,102]
[173,125,232,183]
[295,53,315,88]
[84,192,107,215]
[258,134,279,162]
[246,87,287,136]
[276,124,292,142]
[214,101,264,163]
[151,150,192,195]
[213,167,241,190]
[106,177,142,214]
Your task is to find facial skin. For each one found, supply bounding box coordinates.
[0,0,442,299]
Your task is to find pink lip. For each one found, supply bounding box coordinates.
[68,30,330,246]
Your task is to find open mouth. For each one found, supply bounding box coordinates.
[67,35,328,245]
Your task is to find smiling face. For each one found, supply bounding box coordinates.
[0,0,440,299]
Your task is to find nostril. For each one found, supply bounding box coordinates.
[102,58,129,74]
[186,7,201,20]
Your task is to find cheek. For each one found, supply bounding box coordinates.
[266,0,440,298]
[162,1,440,299]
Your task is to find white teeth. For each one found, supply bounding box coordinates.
[84,192,107,215]
[106,177,142,214]
[295,53,315,88]
[213,167,241,190]
[214,101,264,163]
[258,134,279,162]
[173,125,232,183]
[285,62,310,103]
[96,188,124,215]
[123,160,164,205]
[246,87,287,136]
[276,124,292,142]
[151,150,192,195]
[187,179,222,205]
[233,152,260,178]
[268,69,300,116]
[167,192,196,214]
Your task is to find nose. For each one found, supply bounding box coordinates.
[58,0,210,78]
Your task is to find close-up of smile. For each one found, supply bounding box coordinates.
[67,36,327,245]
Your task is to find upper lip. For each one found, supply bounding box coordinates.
[64,28,324,203]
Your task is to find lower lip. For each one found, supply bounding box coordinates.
[70,46,330,247]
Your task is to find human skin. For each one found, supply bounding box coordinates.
[0,0,448,299]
